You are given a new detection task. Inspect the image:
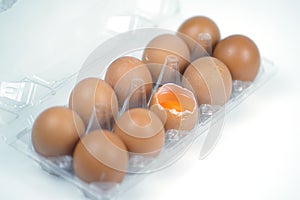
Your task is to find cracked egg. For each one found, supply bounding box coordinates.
[149,83,198,131]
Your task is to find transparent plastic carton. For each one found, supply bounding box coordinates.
[0,1,277,200]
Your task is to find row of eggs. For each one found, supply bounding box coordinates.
[31,16,260,184]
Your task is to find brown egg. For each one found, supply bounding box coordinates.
[104,56,152,107]
[114,108,165,156]
[182,57,232,106]
[149,83,198,130]
[32,106,85,157]
[213,34,260,81]
[142,34,190,83]
[177,16,220,56]
[69,78,118,130]
[73,130,128,183]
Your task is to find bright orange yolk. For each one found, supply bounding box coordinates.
[157,91,182,112]
[160,101,182,112]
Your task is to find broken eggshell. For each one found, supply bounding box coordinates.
[149,83,198,131]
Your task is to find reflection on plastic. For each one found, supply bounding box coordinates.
[0,0,17,12]
[198,104,225,159]
[0,81,35,109]
[190,33,212,60]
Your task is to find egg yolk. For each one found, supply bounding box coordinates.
[157,91,182,112]
[159,101,182,112]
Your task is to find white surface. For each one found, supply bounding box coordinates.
[1,0,300,200]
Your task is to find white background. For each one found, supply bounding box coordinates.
[0,0,300,199]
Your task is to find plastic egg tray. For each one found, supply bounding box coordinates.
[0,1,277,199]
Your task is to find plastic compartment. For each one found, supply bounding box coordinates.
[0,26,277,199]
